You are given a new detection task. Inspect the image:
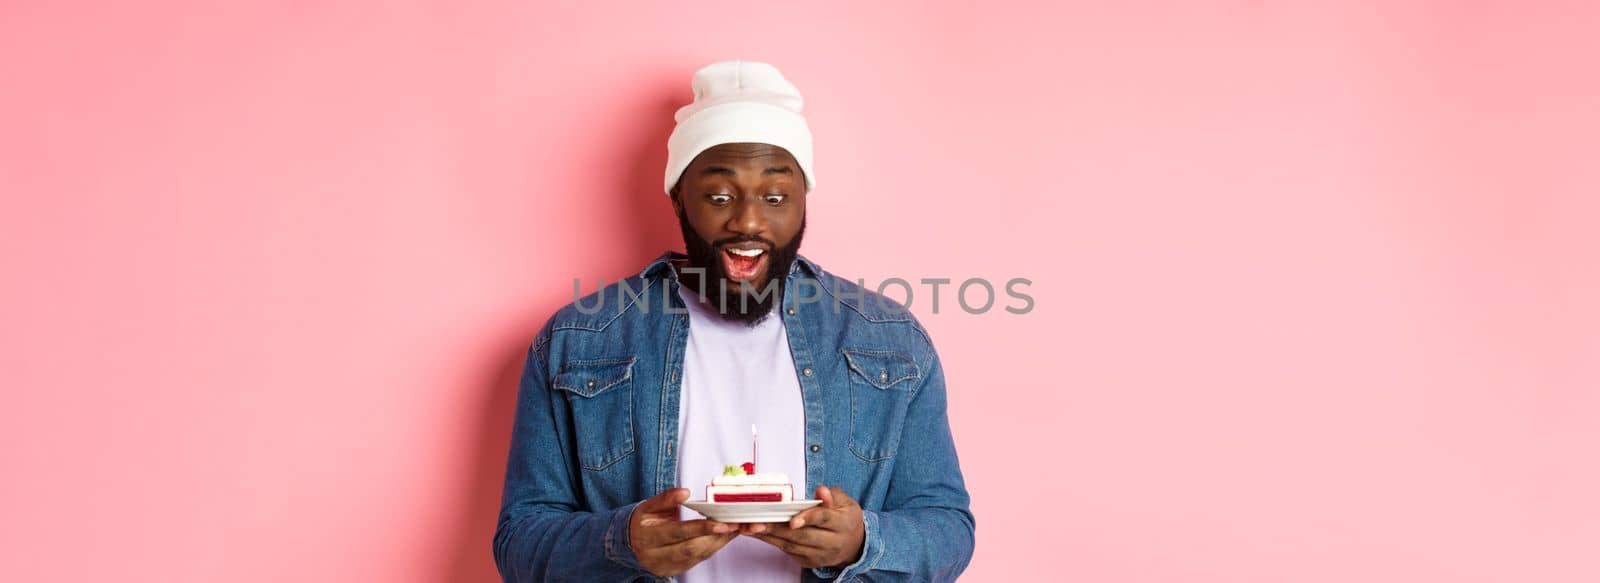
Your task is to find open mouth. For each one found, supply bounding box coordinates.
[721,246,768,282]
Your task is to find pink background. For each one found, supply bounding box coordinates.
[3,1,1597,581]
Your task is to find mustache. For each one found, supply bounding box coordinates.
[712,235,776,249]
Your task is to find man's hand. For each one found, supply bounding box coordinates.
[742,486,866,568]
[628,488,738,576]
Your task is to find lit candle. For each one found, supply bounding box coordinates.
[751,423,758,473]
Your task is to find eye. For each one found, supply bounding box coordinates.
[764,193,787,205]
[707,193,732,205]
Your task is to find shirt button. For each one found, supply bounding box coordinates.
[803,367,814,377]
[810,444,821,452]
[787,307,797,316]
[586,379,595,389]
[880,370,889,383]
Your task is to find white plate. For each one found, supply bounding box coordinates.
[681,499,822,523]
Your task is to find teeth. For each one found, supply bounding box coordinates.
[728,248,765,257]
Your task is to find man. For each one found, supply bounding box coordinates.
[494,60,974,582]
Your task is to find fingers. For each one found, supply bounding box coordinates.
[753,523,828,547]
[631,489,747,576]
[656,531,739,563]
[744,487,865,569]
[747,485,860,533]
[790,506,832,530]
[638,488,689,514]
[751,533,833,567]
[641,531,738,576]
[697,530,740,555]
[816,485,835,507]
[752,532,826,552]
[642,518,735,548]
[666,518,736,541]
[793,487,854,530]
[636,489,691,528]
[790,487,832,529]
[634,489,733,544]
[752,524,861,569]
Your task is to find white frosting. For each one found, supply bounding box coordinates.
[710,473,790,486]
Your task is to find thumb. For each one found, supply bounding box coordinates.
[816,486,835,507]
[640,487,689,513]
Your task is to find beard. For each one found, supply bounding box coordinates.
[676,210,806,326]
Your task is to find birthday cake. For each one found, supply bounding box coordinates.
[706,462,794,503]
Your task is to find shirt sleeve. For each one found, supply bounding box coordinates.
[809,349,976,582]
[493,340,661,582]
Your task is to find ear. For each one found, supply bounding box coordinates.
[669,185,684,214]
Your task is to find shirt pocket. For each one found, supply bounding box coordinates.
[552,357,637,471]
[842,349,921,462]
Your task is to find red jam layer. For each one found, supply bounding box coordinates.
[712,493,784,503]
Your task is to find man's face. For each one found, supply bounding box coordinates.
[671,142,808,324]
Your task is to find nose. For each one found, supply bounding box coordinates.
[725,196,767,237]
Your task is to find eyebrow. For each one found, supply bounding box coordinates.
[700,165,793,177]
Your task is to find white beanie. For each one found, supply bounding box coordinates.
[663,60,815,195]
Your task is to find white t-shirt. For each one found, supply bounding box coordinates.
[676,285,807,583]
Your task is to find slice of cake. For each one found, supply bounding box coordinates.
[706,462,793,503]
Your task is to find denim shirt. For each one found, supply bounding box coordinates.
[494,252,975,582]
